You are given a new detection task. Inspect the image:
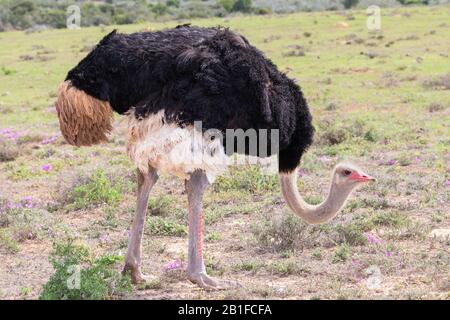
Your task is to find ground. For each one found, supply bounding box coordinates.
[0,6,449,300]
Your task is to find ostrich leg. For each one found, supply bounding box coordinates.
[185,170,239,290]
[123,167,158,283]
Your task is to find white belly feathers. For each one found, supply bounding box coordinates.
[126,110,230,182]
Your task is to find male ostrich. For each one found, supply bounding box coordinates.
[55,25,375,289]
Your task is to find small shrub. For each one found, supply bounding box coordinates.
[67,169,121,210]
[371,210,409,228]
[283,45,306,57]
[233,260,265,273]
[146,217,187,237]
[214,165,278,194]
[0,66,16,75]
[147,195,178,217]
[0,139,20,162]
[325,102,338,111]
[40,241,131,300]
[422,74,450,90]
[252,212,324,251]
[206,232,221,242]
[332,244,350,263]
[318,125,348,145]
[428,102,446,112]
[0,229,19,253]
[0,205,55,249]
[204,254,225,276]
[335,223,369,246]
[267,260,308,276]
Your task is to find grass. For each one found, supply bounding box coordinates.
[0,5,449,299]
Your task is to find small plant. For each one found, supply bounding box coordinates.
[334,221,369,246]
[147,195,177,216]
[422,74,450,90]
[0,139,20,162]
[252,212,323,251]
[204,254,225,276]
[428,102,445,113]
[332,244,350,263]
[68,169,121,210]
[0,66,16,75]
[206,231,221,242]
[233,260,265,273]
[312,248,323,260]
[0,204,56,250]
[371,211,409,228]
[318,125,348,146]
[267,260,308,276]
[146,216,187,237]
[214,165,278,194]
[40,241,131,300]
[0,229,19,253]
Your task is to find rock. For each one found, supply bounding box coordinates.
[336,22,349,28]
[429,228,450,240]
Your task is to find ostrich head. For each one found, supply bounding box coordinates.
[280,162,375,225]
[332,162,376,189]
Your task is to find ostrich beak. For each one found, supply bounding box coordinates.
[349,171,376,183]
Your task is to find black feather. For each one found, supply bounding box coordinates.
[65,25,315,172]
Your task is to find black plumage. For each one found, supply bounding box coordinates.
[65,25,315,172]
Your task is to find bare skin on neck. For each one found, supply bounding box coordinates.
[280,163,375,225]
[123,167,158,283]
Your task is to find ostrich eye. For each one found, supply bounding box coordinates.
[343,169,352,176]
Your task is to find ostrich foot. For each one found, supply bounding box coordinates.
[122,265,154,284]
[188,272,241,291]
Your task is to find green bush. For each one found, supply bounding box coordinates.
[146,216,187,237]
[40,241,131,300]
[232,0,253,12]
[68,169,121,210]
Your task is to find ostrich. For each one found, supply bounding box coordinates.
[55,25,375,290]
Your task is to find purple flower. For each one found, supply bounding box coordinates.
[385,251,392,257]
[164,260,183,271]
[351,259,363,268]
[20,196,34,209]
[298,168,305,177]
[386,159,396,166]
[41,164,52,172]
[446,180,450,187]
[41,135,58,145]
[364,232,382,245]
[0,128,25,140]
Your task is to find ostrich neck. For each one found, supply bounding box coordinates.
[280,169,354,224]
